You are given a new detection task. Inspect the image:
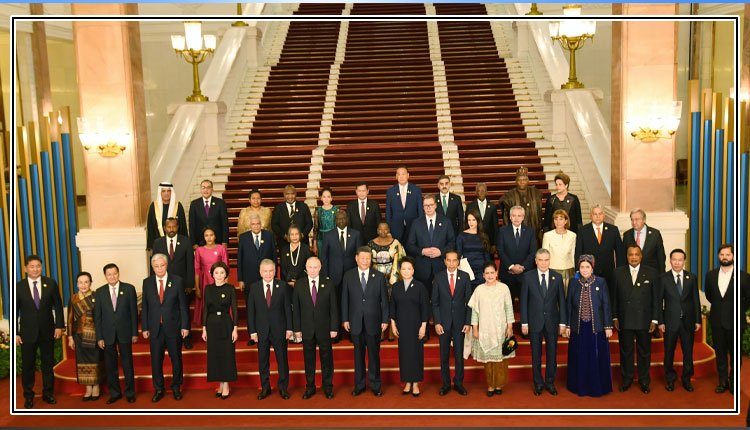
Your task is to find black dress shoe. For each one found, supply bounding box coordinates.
[494,388,503,395]
[439,385,451,396]
[258,388,272,400]
[372,389,383,397]
[152,391,164,403]
[42,395,56,405]
[351,387,366,397]
[302,389,316,400]
[619,382,632,392]
[325,389,334,399]
[221,392,231,400]
[173,390,183,400]
[533,385,543,396]
[91,395,100,401]
[682,381,694,392]
[247,339,256,346]
[82,395,92,402]
[280,389,290,400]
[665,381,675,392]
[106,395,121,405]
[486,390,494,397]
[183,337,193,350]
[215,391,222,398]
[24,398,33,409]
[412,390,420,397]
[715,383,728,394]
[402,386,412,395]
[640,384,650,394]
[454,385,468,396]
[546,384,558,396]
[126,396,136,403]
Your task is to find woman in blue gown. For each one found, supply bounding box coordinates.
[456,209,492,291]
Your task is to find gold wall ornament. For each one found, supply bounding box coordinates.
[171,21,217,102]
[76,117,129,157]
[549,4,596,89]
[625,101,683,143]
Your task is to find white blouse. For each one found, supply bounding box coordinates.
[541,229,577,270]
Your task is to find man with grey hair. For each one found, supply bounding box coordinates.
[496,205,537,301]
[622,208,666,272]
[238,212,276,345]
[520,248,567,395]
[575,204,625,305]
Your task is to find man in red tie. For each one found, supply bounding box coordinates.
[141,254,190,403]
[431,250,472,396]
[346,182,382,244]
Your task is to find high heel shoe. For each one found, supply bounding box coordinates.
[402,384,412,395]
[221,391,231,400]
[90,394,100,401]
[412,389,420,397]
[82,395,92,402]
[215,392,222,398]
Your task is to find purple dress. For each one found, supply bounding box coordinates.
[193,245,228,326]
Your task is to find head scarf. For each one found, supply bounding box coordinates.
[154,181,178,237]
[577,254,595,269]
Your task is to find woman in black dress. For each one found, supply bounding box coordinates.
[542,172,583,233]
[201,261,238,399]
[279,225,312,289]
[389,257,429,396]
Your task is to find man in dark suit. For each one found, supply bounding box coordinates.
[189,179,229,248]
[271,184,313,248]
[238,213,277,345]
[292,257,339,400]
[520,249,567,396]
[406,194,456,293]
[248,259,294,400]
[152,217,195,348]
[658,249,700,392]
[94,263,138,404]
[436,175,464,236]
[612,245,660,394]
[705,244,750,394]
[16,255,64,409]
[432,250,472,396]
[575,204,626,304]
[466,182,499,251]
[346,182,381,243]
[320,210,362,318]
[385,165,423,243]
[496,205,537,301]
[141,254,190,402]
[622,209,666,272]
[342,247,389,397]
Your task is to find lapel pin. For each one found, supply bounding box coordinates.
[212,202,215,206]
[260,240,265,244]
[92,298,95,302]
[596,287,600,291]
[214,251,218,255]
[275,284,279,288]
[457,276,461,280]
[685,275,690,279]
[648,231,652,234]
[371,273,375,278]
[120,291,124,295]
[177,242,180,246]
[167,282,172,288]
[551,276,555,280]
[43,283,47,288]
[566,199,570,203]
[396,192,400,196]
[644,280,650,284]
[526,203,530,206]
[438,223,442,227]
[637,282,641,287]
[604,226,608,230]
[407,190,411,194]
[286,253,290,256]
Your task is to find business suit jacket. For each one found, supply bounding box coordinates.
[16,277,64,343]
[431,270,472,331]
[659,270,700,330]
[495,224,537,279]
[141,274,190,339]
[292,276,339,341]
[705,268,750,331]
[622,225,666,272]
[575,222,625,281]
[567,276,612,333]
[466,199,499,245]
[346,199,381,243]
[520,269,567,332]
[612,265,661,330]
[237,230,277,285]
[320,228,362,288]
[385,183,423,243]
[152,234,195,291]
[341,268,389,336]
[189,196,229,246]
[436,192,464,237]
[406,214,456,283]
[247,279,292,339]
[94,282,139,345]
[741,271,750,335]
[271,200,313,245]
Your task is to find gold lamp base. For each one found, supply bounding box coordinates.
[186,94,209,102]
[561,80,585,90]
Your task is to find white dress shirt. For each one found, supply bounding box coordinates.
[718,267,733,298]
[28,276,42,297]
[309,276,320,295]
[338,227,348,248]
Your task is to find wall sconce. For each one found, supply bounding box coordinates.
[625,101,682,143]
[171,21,216,102]
[549,4,596,89]
[77,117,130,157]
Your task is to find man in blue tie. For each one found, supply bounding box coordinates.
[496,205,537,302]
[406,194,456,296]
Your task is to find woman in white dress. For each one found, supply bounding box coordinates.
[467,262,515,397]
[541,209,577,293]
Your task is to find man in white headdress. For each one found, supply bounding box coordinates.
[146,182,188,251]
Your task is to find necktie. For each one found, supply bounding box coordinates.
[111,286,117,310]
[255,234,260,250]
[169,239,175,260]
[449,273,455,297]
[676,274,683,296]
[515,228,520,245]
[340,230,345,249]
[361,272,367,292]
[479,201,486,219]
[442,195,448,214]
[266,283,272,308]
[635,230,642,248]
[204,200,210,217]
[159,279,164,304]
[311,280,317,305]
[32,281,40,309]
[596,226,602,244]
[289,203,294,218]
[631,269,638,285]
[428,218,434,239]
[400,187,406,208]
[541,273,547,295]
[360,200,366,225]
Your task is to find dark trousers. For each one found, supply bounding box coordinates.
[352,331,382,391]
[149,327,183,391]
[529,325,558,388]
[619,328,651,386]
[500,273,521,302]
[302,336,333,391]
[104,336,135,398]
[711,322,733,384]
[258,333,289,391]
[438,324,465,387]
[663,321,695,383]
[21,335,55,399]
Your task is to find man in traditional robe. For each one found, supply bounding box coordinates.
[146,182,188,252]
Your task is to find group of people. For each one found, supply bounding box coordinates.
[15,167,750,412]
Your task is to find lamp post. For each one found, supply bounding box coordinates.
[549,5,596,89]
[232,3,248,27]
[526,3,542,15]
[171,21,216,102]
